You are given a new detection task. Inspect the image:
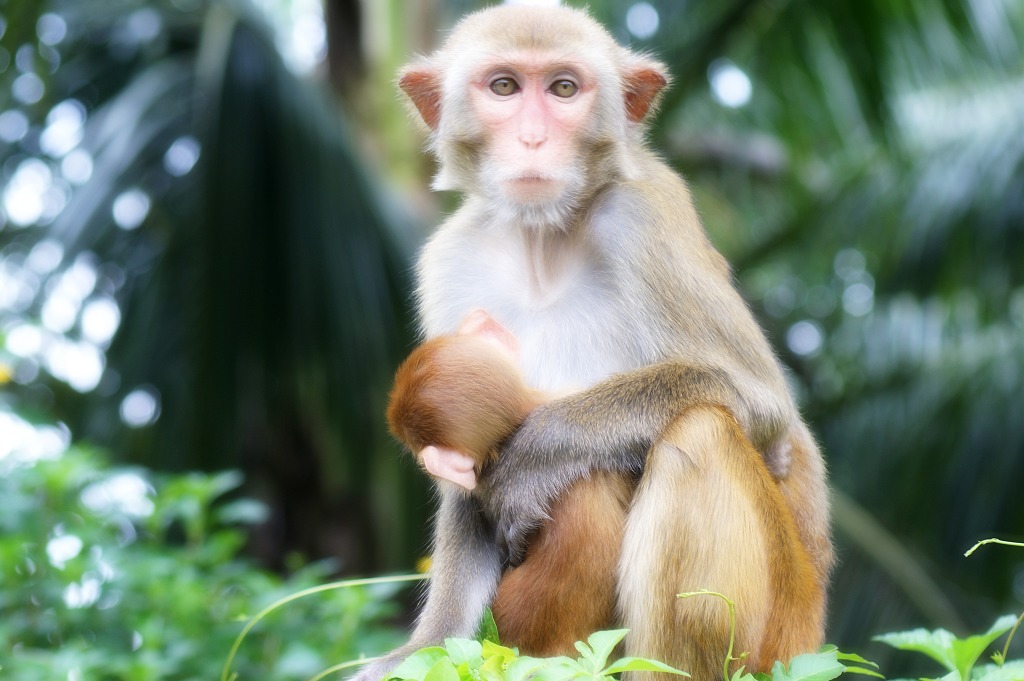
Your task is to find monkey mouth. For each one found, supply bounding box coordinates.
[507,173,562,192]
[510,175,552,184]
[504,175,561,203]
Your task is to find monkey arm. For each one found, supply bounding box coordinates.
[352,490,502,681]
[480,360,790,563]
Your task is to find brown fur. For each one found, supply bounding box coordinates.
[492,471,631,655]
[619,406,823,679]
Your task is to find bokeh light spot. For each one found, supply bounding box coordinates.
[709,59,753,108]
[37,13,68,46]
[787,320,824,357]
[626,2,660,40]
[0,109,29,142]
[120,387,161,428]
[163,136,201,176]
[112,189,151,230]
[12,73,45,104]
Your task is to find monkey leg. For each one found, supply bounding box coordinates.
[492,471,632,656]
[776,421,835,597]
[618,405,823,681]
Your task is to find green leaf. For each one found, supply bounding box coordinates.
[948,616,1020,681]
[975,661,1024,681]
[504,656,548,681]
[479,654,509,681]
[602,657,689,677]
[585,629,630,670]
[840,666,884,679]
[215,498,270,525]
[530,658,581,681]
[874,628,959,671]
[832,649,883,679]
[478,641,520,681]
[208,469,245,498]
[573,641,598,675]
[446,639,483,668]
[388,648,450,681]
[834,652,878,669]
[477,608,502,646]
[482,640,520,665]
[771,651,846,681]
[874,615,1018,680]
[423,658,460,681]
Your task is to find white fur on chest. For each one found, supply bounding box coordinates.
[417,221,636,393]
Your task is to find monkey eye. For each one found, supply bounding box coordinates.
[550,79,579,98]
[489,77,520,96]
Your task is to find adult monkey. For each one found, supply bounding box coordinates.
[354,5,833,681]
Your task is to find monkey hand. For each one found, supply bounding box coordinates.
[421,446,478,490]
[485,462,551,566]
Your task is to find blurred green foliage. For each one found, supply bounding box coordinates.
[0,445,405,680]
[0,0,427,572]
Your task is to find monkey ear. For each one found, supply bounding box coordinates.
[421,446,478,490]
[623,62,669,123]
[399,64,443,130]
[458,309,520,359]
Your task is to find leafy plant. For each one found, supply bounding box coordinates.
[0,444,406,681]
[758,648,880,681]
[348,586,879,681]
[221,573,428,681]
[678,590,880,681]
[874,615,1021,681]
[963,540,1024,669]
[380,629,687,681]
[355,625,880,681]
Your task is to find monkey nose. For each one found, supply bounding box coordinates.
[518,129,547,149]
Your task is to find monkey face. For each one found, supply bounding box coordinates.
[467,55,597,208]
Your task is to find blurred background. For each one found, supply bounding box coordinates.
[1,0,1022,678]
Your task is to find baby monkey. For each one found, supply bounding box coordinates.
[387,310,632,656]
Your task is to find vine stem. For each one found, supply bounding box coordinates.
[678,589,739,681]
[307,657,381,681]
[999,613,1024,667]
[220,573,428,681]
[963,538,1024,557]
[963,537,1024,665]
